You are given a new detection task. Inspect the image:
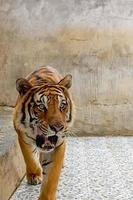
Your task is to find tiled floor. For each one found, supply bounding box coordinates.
[11,137,133,200]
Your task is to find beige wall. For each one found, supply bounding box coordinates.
[1,0,133,135]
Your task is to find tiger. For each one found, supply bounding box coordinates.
[13,66,74,200]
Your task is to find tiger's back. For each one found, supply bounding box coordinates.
[27,66,62,86]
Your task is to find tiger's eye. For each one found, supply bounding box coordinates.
[38,104,46,111]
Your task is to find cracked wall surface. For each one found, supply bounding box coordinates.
[1,0,133,135]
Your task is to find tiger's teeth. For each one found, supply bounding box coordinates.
[42,144,45,148]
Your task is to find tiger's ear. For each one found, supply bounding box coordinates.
[58,74,72,89]
[16,78,32,96]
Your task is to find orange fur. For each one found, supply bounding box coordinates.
[13,66,74,200]
[39,142,66,200]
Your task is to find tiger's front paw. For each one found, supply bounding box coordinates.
[27,173,42,185]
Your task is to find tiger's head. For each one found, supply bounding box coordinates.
[14,74,74,152]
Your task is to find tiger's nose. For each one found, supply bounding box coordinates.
[49,122,64,133]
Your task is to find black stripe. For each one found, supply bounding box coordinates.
[36,93,45,103]
[44,70,53,74]
[56,141,64,148]
[67,111,72,123]
[35,75,44,81]
[49,88,62,93]
[34,75,48,85]
[28,101,35,123]
[42,161,53,167]
[32,148,37,153]
[38,90,46,95]
[34,85,61,95]
[38,86,61,95]
[21,102,26,124]
[39,126,47,133]
[67,99,72,123]
[25,132,36,142]
[42,171,46,175]
[21,91,33,124]
[27,69,40,80]
[28,93,38,123]
[22,139,31,146]
[32,86,47,94]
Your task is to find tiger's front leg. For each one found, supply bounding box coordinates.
[39,142,65,200]
[18,134,42,185]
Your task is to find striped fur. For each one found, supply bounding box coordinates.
[13,66,74,200]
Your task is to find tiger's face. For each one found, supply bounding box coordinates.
[14,75,73,153]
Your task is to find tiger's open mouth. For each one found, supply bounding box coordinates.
[36,134,58,152]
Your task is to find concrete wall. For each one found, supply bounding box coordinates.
[1,0,133,135]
